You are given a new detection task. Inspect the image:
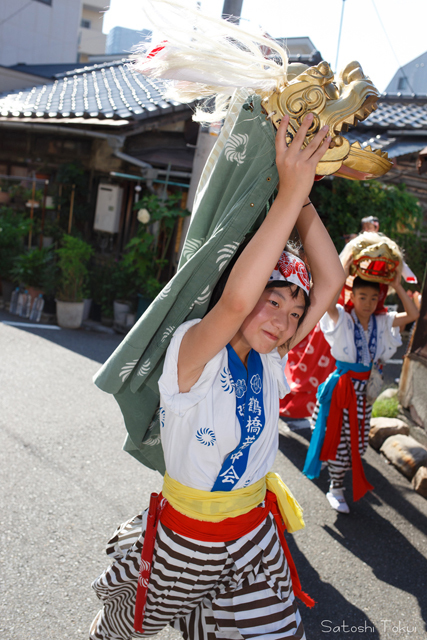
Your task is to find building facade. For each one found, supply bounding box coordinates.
[386,51,427,95]
[0,0,109,68]
[106,27,151,56]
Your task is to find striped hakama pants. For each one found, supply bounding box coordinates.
[310,378,372,488]
[90,508,306,640]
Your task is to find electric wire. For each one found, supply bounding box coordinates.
[370,0,415,94]
[0,1,33,28]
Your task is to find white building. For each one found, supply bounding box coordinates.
[106,26,151,56]
[79,0,109,61]
[386,51,427,95]
[0,0,109,68]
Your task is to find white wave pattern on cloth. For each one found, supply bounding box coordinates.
[181,237,204,261]
[216,242,240,272]
[158,281,172,300]
[160,325,175,343]
[137,359,151,377]
[224,133,249,165]
[193,285,210,306]
[118,359,139,382]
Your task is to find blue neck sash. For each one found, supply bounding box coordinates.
[211,345,265,491]
[352,310,377,365]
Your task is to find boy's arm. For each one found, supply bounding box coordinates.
[391,272,420,330]
[322,249,353,326]
[286,203,345,349]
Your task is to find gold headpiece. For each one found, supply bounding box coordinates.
[261,61,392,181]
[345,232,402,283]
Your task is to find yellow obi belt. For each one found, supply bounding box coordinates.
[162,471,304,534]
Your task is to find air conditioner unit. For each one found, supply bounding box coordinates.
[93,183,123,233]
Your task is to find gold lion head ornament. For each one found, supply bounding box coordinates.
[136,3,392,181]
[341,232,403,283]
[261,61,393,181]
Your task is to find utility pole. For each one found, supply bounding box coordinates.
[221,0,243,24]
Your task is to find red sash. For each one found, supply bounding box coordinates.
[134,491,314,633]
[320,369,374,501]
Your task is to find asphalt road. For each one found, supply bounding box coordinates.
[1,313,426,640]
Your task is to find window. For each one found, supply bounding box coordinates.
[34,0,52,5]
[81,18,92,29]
[397,76,408,91]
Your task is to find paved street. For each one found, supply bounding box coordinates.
[1,313,426,640]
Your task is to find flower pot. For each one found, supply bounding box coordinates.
[56,300,84,329]
[114,300,131,325]
[27,286,44,305]
[0,192,11,204]
[126,312,135,327]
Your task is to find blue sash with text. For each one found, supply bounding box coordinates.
[211,345,265,491]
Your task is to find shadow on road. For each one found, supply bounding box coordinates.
[279,428,427,635]
[286,535,380,638]
[1,311,122,364]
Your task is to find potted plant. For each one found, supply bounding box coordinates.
[10,246,55,304]
[0,209,31,302]
[55,235,93,328]
[0,179,13,205]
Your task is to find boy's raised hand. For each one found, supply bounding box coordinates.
[275,113,331,206]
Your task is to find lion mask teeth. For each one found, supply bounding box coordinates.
[260,60,392,180]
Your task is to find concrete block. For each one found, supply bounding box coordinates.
[369,417,409,450]
[380,434,427,479]
[412,466,427,498]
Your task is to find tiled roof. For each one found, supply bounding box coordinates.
[360,96,427,130]
[0,59,187,122]
[346,95,427,158]
[9,62,95,79]
[1,58,427,148]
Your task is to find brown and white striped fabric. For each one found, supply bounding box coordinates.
[310,378,371,488]
[90,509,306,640]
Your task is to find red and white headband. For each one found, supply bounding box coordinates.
[269,251,310,295]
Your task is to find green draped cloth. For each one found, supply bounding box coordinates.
[94,93,279,474]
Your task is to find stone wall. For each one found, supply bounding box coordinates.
[399,355,427,434]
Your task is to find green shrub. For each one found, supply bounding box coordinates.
[11,247,55,289]
[311,179,426,283]
[0,209,31,279]
[55,235,93,302]
[372,395,399,418]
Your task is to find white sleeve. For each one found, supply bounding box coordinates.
[262,349,290,399]
[376,312,402,362]
[158,319,224,416]
[320,305,356,362]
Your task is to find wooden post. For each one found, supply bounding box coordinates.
[57,184,62,222]
[68,184,75,234]
[39,179,49,249]
[28,179,36,249]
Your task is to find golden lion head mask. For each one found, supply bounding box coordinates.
[261,60,392,181]
[342,232,402,283]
